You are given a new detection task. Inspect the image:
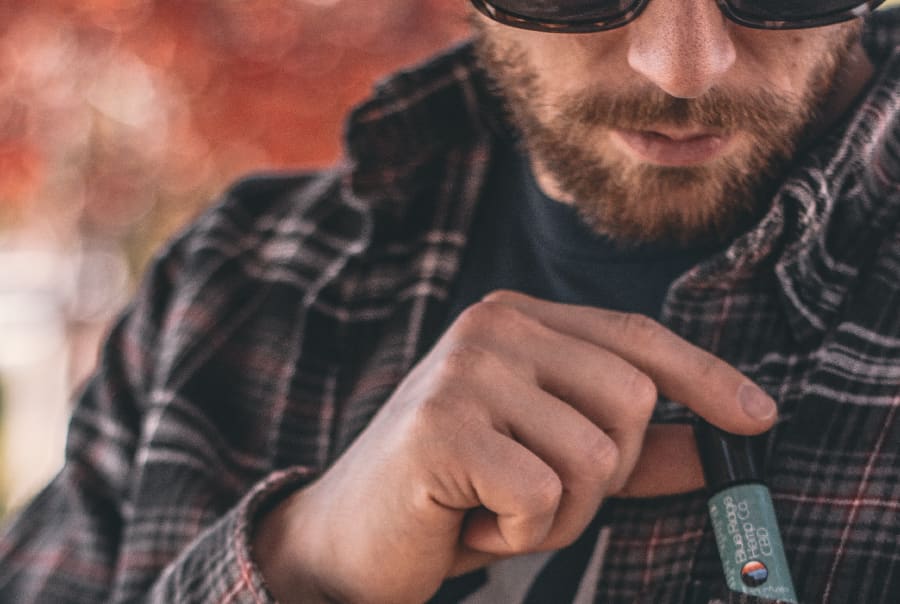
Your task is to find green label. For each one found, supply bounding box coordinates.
[708,484,798,603]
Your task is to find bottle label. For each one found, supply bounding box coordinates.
[708,484,798,603]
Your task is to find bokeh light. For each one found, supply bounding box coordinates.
[0,0,468,513]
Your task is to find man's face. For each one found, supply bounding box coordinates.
[472,1,868,244]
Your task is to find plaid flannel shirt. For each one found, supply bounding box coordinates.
[1,9,899,604]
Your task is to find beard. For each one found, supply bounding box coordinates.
[472,22,861,245]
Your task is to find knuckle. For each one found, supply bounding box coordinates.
[481,289,521,305]
[454,300,504,333]
[620,312,665,349]
[528,470,564,517]
[564,430,620,494]
[607,463,636,496]
[581,432,620,481]
[411,345,501,431]
[694,350,724,382]
[568,427,624,494]
[435,343,510,392]
[411,390,485,444]
[440,343,495,378]
[453,300,529,341]
[626,369,658,420]
[411,393,454,433]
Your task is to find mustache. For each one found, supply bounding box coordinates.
[559,86,806,132]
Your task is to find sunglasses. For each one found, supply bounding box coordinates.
[469,0,886,32]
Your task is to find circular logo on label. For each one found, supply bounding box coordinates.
[741,560,769,587]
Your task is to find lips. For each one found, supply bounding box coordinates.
[613,128,733,167]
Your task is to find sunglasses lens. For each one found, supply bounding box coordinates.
[487,0,638,23]
[727,0,868,21]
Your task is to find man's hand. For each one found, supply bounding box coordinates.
[253,290,777,603]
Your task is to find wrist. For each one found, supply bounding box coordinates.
[252,488,334,604]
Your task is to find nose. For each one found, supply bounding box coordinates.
[626,0,737,98]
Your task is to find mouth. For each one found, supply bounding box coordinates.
[612,128,734,167]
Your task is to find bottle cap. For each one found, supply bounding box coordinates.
[693,420,764,492]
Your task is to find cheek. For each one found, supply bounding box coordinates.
[731,34,817,98]
[733,24,857,98]
[524,32,627,97]
[528,45,589,95]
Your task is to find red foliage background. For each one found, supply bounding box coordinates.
[0,1,468,510]
[0,0,469,264]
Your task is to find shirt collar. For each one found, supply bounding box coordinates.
[726,22,900,345]
[341,41,502,218]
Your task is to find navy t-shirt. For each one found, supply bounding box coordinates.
[433,143,726,603]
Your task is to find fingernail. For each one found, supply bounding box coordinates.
[738,383,777,421]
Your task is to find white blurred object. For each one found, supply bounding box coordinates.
[0,236,129,513]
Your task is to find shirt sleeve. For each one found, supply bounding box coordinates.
[148,467,314,603]
[0,214,319,602]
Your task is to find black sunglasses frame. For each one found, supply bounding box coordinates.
[469,0,886,33]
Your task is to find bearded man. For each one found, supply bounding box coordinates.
[2,1,898,603]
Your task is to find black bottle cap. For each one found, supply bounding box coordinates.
[693,419,764,492]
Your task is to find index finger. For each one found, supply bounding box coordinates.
[482,290,777,435]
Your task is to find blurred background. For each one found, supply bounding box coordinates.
[0,1,898,517]
[0,0,468,516]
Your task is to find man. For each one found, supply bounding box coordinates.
[1,0,898,602]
